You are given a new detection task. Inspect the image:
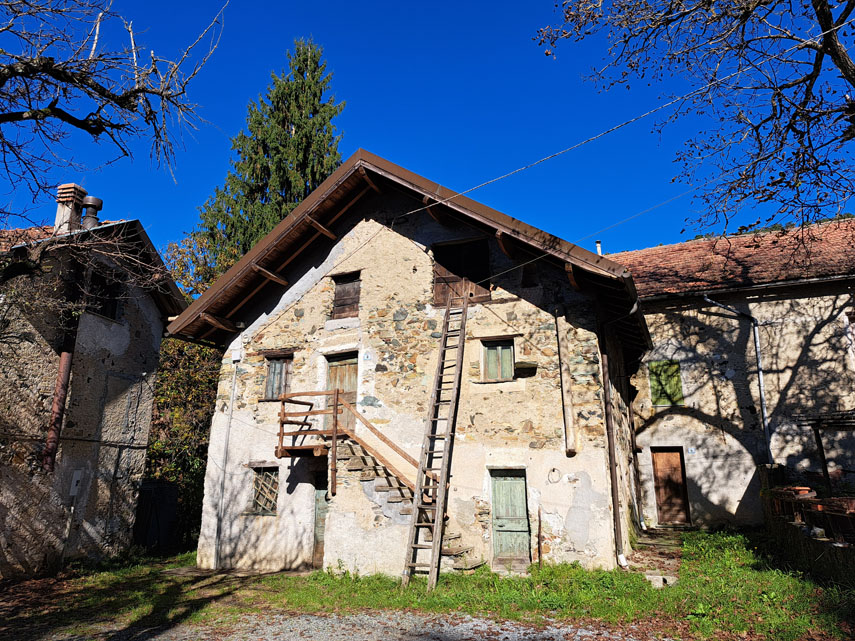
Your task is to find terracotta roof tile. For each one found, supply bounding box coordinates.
[611,218,855,299]
[0,226,54,252]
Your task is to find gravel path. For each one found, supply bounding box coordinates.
[53,612,667,641]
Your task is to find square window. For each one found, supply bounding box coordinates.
[330,272,361,319]
[250,466,279,515]
[483,339,514,382]
[264,356,292,399]
[432,239,491,306]
[648,360,684,406]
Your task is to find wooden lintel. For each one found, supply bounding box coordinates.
[565,264,580,291]
[422,195,452,225]
[495,231,519,259]
[359,167,381,193]
[200,312,237,333]
[306,215,337,240]
[251,263,288,286]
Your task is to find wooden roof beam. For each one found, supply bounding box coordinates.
[565,263,581,291]
[495,230,522,259]
[359,167,381,193]
[306,215,337,240]
[423,196,453,225]
[251,263,289,286]
[201,312,242,333]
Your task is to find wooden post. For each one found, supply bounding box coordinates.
[331,388,339,496]
[812,426,833,494]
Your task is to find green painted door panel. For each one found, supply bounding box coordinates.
[491,471,531,563]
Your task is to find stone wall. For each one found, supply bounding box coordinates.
[197,195,628,576]
[634,287,855,528]
[0,274,164,578]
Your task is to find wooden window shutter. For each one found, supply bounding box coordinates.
[649,360,684,406]
[483,340,514,382]
[331,272,361,319]
[265,356,292,399]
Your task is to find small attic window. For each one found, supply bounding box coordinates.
[330,272,361,319]
[86,271,122,321]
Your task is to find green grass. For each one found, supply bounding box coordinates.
[2,532,852,641]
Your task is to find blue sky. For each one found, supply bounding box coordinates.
[24,1,727,255]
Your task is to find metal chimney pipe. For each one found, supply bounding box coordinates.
[595,240,603,256]
[81,196,103,230]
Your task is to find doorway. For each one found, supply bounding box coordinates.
[490,469,531,570]
[651,447,691,525]
[312,470,329,569]
[326,352,358,431]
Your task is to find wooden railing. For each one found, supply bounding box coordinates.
[277,390,429,495]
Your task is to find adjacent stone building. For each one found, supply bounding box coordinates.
[167,150,650,576]
[0,185,185,578]
[614,221,855,528]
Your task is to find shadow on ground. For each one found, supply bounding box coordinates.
[0,561,279,641]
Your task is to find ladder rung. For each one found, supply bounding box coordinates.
[406,563,431,568]
[411,544,432,549]
[426,450,444,455]
[413,522,435,528]
[417,504,437,510]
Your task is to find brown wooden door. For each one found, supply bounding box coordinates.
[651,448,690,524]
[326,353,358,431]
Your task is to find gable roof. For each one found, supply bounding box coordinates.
[0,225,54,251]
[2,219,186,318]
[611,218,855,300]
[166,149,649,355]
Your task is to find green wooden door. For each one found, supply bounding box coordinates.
[312,472,329,569]
[491,470,531,565]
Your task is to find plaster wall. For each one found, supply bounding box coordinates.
[0,278,164,578]
[634,288,855,527]
[197,199,624,576]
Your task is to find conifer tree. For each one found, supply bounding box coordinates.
[149,39,344,548]
[198,38,344,276]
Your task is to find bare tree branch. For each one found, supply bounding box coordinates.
[0,0,227,227]
[539,1,855,231]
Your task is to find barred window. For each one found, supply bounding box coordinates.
[648,360,685,406]
[250,467,279,515]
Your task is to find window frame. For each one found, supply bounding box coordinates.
[648,359,685,407]
[263,354,293,400]
[248,466,279,516]
[85,270,122,321]
[330,271,361,320]
[432,238,492,306]
[482,339,515,383]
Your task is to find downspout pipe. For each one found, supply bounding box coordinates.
[601,352,628,569]
[43,268,83,472]
[702,296,773,465]
[213,352,240,570]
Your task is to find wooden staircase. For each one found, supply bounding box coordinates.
[402,295,469,590]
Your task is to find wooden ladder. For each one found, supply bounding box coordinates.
[402,295,469,589]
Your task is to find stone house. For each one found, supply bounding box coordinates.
[613,221,855,528]
[166,150,651,577]
[0,185,186,578]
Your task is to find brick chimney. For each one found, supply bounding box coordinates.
[54,183,88,235]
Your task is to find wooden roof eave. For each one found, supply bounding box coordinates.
[167,149,647,345]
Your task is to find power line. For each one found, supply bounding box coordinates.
[389,17,855,224]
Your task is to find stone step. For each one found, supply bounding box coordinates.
[441,545,472,557]
[453,558,486,571]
